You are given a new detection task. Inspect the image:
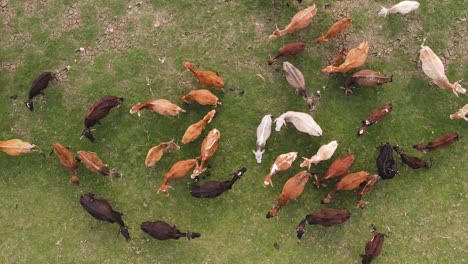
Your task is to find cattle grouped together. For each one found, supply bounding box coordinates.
[1,1,465,263]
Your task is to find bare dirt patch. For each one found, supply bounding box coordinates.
[0,61,24,71]
[1,0,13,28]
[7,32,33,46]
[61,5,81,31]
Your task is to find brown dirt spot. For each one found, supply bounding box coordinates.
[10,124,30,138]
[23,1,36,16]
[61,5,81,31]
[1,0,13,29]
[7,32,33,46]
[0,61,24,71]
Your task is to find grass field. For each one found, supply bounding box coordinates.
[1,0,467,263]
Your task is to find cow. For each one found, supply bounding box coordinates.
[275,111,322,136]
[252,114,272,164]
[82,96,124,143]
[263,152,297,187]
[300,140,338,169]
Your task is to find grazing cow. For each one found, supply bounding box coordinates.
[357,103,392,137]
[183,61,224,91]
[158,159,198,196]
[52,143,79,186]
[275,111,322,136]
[145,140,180,168]
[191,167,247,198]
[450,104,468,121]
[82,96,124,143]
[413,132,459,152]
[182,110,216,144]
[252,114,273,164]
[379,1,420,17]
[263,152,297,187]
[79,193,130,241]
[283,62,315,111]
[181,89,221,107]
[268,4,317,39]
[344,69,392,95]
[25,71,56,111]
[129,99,186,117]
[316,17,352,43]
[360,226,388,264]
[76,150,122,179]
[300,140,338,169]
[296,208,351,240]
[0,139,41,156]
[393,146,430,169]
[268,42,306,65]
[376,143,398,180]
[321,171,370,204]
[314,151,355,188]
[141,221,200,241]
[266,171,311,218]
[191,129,220,180]
[321,41,369,73]
[356,174,379,209]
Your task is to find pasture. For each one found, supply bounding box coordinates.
[0,0,466,263]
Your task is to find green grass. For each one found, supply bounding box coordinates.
[1,0,467,263]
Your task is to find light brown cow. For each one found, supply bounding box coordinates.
[191,129,220,179]
[145,140,180,168]
[266,171,311,218]
[181,89,221,107]
[182,110,216,144]
[52,143,79,186]
[321,171,370,204]
[314,151,355,188]
[129,99,186,117]
[264,152,297,187]
[450,104,468,121]
[158,159,198,196]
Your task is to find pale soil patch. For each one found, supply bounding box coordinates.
[0,61,24,71]
[61,5,81,31]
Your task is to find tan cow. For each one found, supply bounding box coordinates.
[191,129,221,179]
[450,104,468,121]
[158,159,198,196]
[181,89,221,107]
[130,99,186,117]
[182,110,216,144]
[145,140,180,168]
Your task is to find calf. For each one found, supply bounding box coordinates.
[191,167,247,198]
[158,159,198,196]
[182,110,216,144]
[356,174,379,209]
[145,140,180,168]
[300,140,338,169]
[321,171,370,204]
[296,208,351,240]
[129,99,185,117]
[252,114,272,163]
[266,171,310,218]
[25,71,56,111]
[181,89,221,107]
[80,193,130,241]
[82,96,124,143]
[263,152,297,187]
[450,104,468,121]
[357,103,392,137]
[191,129,220,180]
[413,132,459,152]
[141,220,200,241]
[52,143,79,186]
[314,151,355,188]
[393,146,430,169]
[376,143,398,179]
[275,111,322,136]
[360,226,388,264]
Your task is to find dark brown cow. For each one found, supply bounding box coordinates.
[191,167,247,198]
[357,103,393,137]
[361,226,388,264]
[141,221,200,241]
[393,146,431,169]
[268,42,306,65]
[296,208,351,240]
[82,96,124,142]
[79,193,130,241]
[413,132,459,152]
[25,72,56,111]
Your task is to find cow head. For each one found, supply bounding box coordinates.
[252,149,265,163]
[25,99,34,111]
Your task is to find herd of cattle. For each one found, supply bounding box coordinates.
[1,1,466,263]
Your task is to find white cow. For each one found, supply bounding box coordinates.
[450,104,468,121]
[378,1,420,17]
[252,115,272,164]
[274,111,322,136]
[300,140,338,169]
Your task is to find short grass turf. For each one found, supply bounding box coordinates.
[0,0,467,263]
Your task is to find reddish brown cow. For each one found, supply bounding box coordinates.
[321,171,370,204]
[268,42,306,65]
[158,159,198,196]
[181,89,221,107]
[314,151,355,188]
[357,103,393,137]
[296,208,351,240]
[361,226,388,264]
[413,132,459,152]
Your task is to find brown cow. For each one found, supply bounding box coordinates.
[191,129,220,180]
[76,150,122,179]
[321,171,370,204]
[268,42,306,65]
[82,96,124,143]
[129,99,186,117]
[266,171,310,219]
[52,143,79,186]
[296,208,351,240]
[356,174,379,209]
[357,103,392,137]
[25,71,56,111]
[344,69,392,95]
[182,110,216,144]
[413,132,459,152]
[263,152,297,187]
[314,151,355,188]
[361,226,388,264]
[393,146,430,169]
[158,159,198,196]
[450,104,468,121]
[181,89,221,107]
[145,140,180,168]
[316,17,352,43]
[183,62,224,91]
[141,220,200,241]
